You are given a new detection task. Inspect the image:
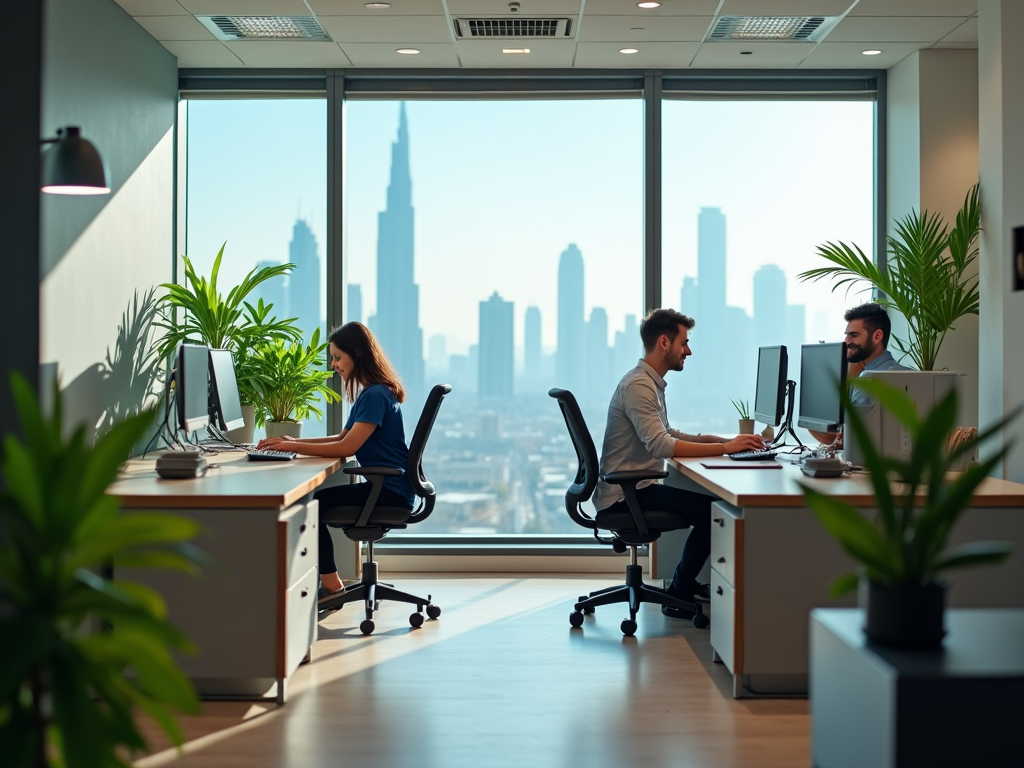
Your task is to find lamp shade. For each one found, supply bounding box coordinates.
[41,127,110,195]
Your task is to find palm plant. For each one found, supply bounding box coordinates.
[798,184,980,371]
[247,328,341,427]
[731,399,751,420]
[0,374,205,768]
[800,376,1019,598]
[155,243,302,404]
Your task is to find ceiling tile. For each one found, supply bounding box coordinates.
[457,39,575,67]
[799,41,924,67]
[338,42,459,66]
[574,41,701,68]
[319,15,451,42]
[224,40,353,65]
[178,0,310,14]
[584,0,720,14]
[114,0,192,15]
[719,0,856,15]
[849,0,977,16]
[579,15,712,43]
[133,15,217,40]
[307,0,444,14]
[939,16,977,42]
[446,0,582,14]
[689,41,813,68]
[827,15,963,42]
[161,40,245,66]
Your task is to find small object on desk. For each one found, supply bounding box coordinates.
[700,460,782,470]
[155,450,208,479]
[800,457,846,478]
[247,449,298,462]
[725,449,779,461]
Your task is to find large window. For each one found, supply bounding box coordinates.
[660,99,875,442]
[184,98,328,438]
[345,99,644,534]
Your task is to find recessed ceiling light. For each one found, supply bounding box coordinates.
[637,2,661,8]
[396,48,421,54]
[619,48,639,54]
[862,49,883,55]
[364,2,391,8]
[502,48,531,54]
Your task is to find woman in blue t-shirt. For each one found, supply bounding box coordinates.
[256,322,414,603]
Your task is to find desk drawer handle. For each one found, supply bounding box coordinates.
[301,589,309,598]
[717,556,726,564]
[716,586,723,596]
[713,518,724,527]
[300,524,307,533]
[300,548,308,557]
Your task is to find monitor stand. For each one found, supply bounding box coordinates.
[771,380,806,451]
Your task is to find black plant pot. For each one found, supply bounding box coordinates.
[863,580,947,648]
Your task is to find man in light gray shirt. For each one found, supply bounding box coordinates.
[595,309,765,619]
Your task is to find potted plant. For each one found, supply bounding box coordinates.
[800,377,1020,648]
[731,398,754,435]
[0,374,206,767]
[798,184,980,371]
[155,243,301,443]
[248,328,341,439]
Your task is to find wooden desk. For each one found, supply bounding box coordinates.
[665,458,1024,699]
[107,452,342,703]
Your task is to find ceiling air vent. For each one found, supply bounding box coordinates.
[704,16,839,43]
[197,16,332,42]
[453,18,572,38]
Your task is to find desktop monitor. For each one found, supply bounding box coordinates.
[753,345,788,427]
[208,349,245,432]
[797,342,848,432]
[175,343,211,434]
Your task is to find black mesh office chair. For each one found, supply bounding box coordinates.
[549,388,709,635]
[319,384,451,636]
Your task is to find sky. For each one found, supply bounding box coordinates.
[184,97,875,355]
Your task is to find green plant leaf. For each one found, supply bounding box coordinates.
[800,485,896,578]
[933,540,1013,573]
[828,571,861,598]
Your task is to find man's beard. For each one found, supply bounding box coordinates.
[846,340,875,363]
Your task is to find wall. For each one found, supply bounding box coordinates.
[886,49,980,427]
[40,0,177,444]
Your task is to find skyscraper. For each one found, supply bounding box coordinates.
[697,207,727,326]
[374,103,425,402]
[753,264,787,350]
[287,220,321,342]
[478,292,514,398]
[556,244,584,392]
[681,276,698,316]
[613,314,641,376]
[584,308,610,404]
[524,306,541,384]
[347,283,362,324]
[251,260,286,320]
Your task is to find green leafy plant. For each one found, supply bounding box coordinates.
[0,374,206,768]
[800,377,1020,597]
[798,184,980,371]
[155,243,302,404]
[731,399,751,420]
[247,328,341,427]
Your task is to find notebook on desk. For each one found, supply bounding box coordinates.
[700,461,782,470]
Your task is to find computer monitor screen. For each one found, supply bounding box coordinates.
[175,343,211,434]
[797,342,848,432]
[208,349,245,432]
[753,345,788,426]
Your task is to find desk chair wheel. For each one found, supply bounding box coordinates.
[569,610,585,628]
[426,604,441,620]
[409,612,424,628]
[359,619,375,636]
[692,609,710,630]
[620,619,638,637]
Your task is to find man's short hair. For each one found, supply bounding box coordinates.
[844,302,892,348]
[640,308,695,353]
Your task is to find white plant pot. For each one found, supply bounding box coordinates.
[266,420,302,439]
[225,404,256,445]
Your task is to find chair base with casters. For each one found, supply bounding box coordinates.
[319,539,441,635]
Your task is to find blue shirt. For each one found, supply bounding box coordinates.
[850,350,912,405]
[345,384,415,506]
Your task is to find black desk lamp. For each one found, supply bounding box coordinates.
[40,126,110,195]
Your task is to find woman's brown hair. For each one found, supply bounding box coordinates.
[328,322,406,404]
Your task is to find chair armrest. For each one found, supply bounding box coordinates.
[602,469,668,486]
[343,466,403,478]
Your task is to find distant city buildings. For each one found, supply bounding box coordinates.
[556,244,585,393]
[287,219,321,343]
[478,292,514,399]
[347,283,362,325]
[523,306,542,389]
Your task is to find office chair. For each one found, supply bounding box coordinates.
[549,388,709,635]
[319,383,451,635]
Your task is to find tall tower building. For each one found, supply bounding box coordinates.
[584,307,610,403]
[753,264,788,350]
[524,306,541,383]
[251,260,286,320]
[375,103,425,402]
[478,292,514,398]
[697,207,727,326]
[613,313,641,376]
[556,243,585,392]
[347,283,362,325]
[287,220,321,343]
[681,276,698,317]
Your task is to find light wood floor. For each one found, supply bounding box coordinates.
[135,575,809,768]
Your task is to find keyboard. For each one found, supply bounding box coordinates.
[725,449,779,461]
[247,449,297,462]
